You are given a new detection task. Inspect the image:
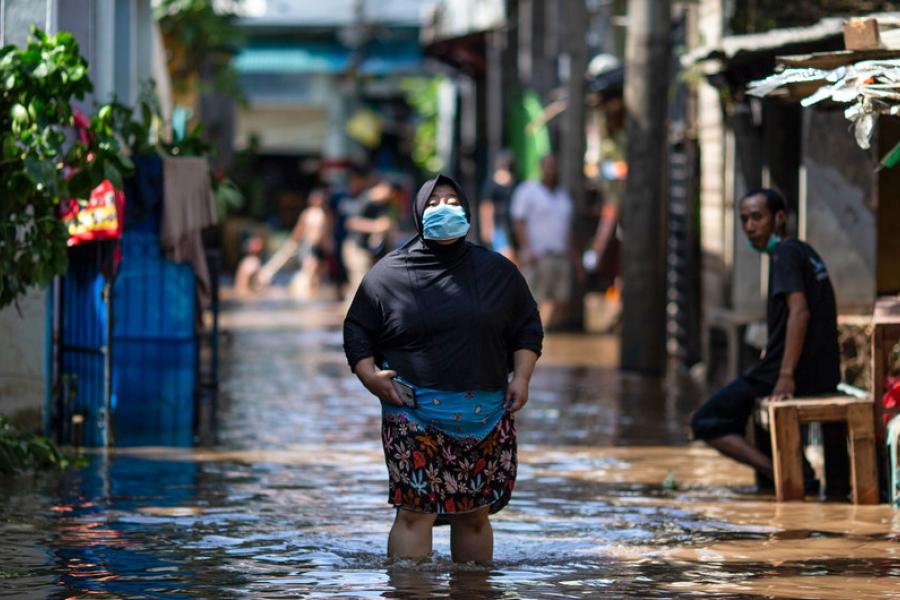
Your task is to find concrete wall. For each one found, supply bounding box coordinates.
[729,105,764,315]
[697,0,727,312]
[802,107,877,312]
[0,291,47,430]
[1,0,52,46]
[0,1,55,428]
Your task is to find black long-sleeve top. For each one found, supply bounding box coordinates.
[343,174,543,391]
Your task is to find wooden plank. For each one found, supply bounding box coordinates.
[873,323,886,441]
[760,396,873,424]
[872,297,900,324]
[847,403,880,504]
[776,49,900,70]
[755,396,872,427]
[794,404,851,423]
[770,405,804,501]
[761,395,871,408]
[844,18,882,51]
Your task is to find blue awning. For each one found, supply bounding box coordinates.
[234,40,422,76]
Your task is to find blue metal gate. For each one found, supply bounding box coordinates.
[111,217,197,447]
[53,243,115,447]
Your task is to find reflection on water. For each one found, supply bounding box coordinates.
[1,294,898,598]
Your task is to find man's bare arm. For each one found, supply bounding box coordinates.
[346,216,392,234]
[480,200,495,244]
[513,219,532,263]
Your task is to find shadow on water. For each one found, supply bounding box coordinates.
[1,294,898,598]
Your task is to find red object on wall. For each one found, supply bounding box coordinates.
[60,179,124,247]
[882,377,900,425]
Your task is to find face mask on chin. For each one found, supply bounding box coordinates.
[422,204,470,241]
[749,233,781,254]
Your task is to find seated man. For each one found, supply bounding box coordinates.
[691,188,840,485]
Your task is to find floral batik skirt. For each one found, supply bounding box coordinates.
[381,411,517,522]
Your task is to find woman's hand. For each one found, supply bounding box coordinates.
[504,376,529,413]
[354,358,403,406]
[505,349,538,413]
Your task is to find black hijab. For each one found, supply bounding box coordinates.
[412,173,472,236]
[343,174,542,391]
[403,173,472,275]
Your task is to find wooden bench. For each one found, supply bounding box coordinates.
[757,395,879,504]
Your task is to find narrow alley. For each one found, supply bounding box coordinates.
[1,292,898,598]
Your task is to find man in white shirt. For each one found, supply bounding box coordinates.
[511,155,578,328]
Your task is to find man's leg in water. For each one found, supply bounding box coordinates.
[706,433,773,479]
[691,376,774,478]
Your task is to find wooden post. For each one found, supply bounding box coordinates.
[486,29,504,168]
[560,0,588,330]
[621,0,672,374]
[769,404,804,501]
[847,402,880,504]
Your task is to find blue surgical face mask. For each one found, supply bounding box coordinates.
[422,204,470,241]
[749,233,781,254]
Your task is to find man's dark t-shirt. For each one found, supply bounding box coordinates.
[480,178,515,237]
[348,196,392,257]
[744,239,840,394]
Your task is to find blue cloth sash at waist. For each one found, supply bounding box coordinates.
[381,374,507,442]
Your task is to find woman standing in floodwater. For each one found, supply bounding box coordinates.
[343,174,543,563]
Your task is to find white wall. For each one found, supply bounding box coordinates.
[0,1,55,426]
[0,292,47,427]
[0,0,154,427]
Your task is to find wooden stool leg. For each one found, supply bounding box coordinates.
[770,405,804,501]
[847,403,879,505]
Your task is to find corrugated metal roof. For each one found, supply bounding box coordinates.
[682,12,900,67]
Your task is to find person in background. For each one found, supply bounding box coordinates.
[585,196,622,332]
[691,188,840,490]
[342,178,397,304]
[511,154,582,330]
[343,174,542,564]
[257,188,333,298]
[479,150,518,262]
[330,164,372,298]
[234,236,264,297]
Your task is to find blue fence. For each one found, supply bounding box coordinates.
[54,219,198,447]
[112,218,197,447]
[57,245,113,447]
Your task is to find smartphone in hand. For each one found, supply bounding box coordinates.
[392,379,417,409]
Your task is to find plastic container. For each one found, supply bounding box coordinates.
[888,414,900,509]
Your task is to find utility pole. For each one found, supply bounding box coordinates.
[621,0,671,375]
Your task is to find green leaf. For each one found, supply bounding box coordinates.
[880,140,900,170]
[27,99,46,121]
[69,64,85,81]
[2,137,19,160]
[11,104,29,125]
[102,159,123,189]
[23,155,56,188]
[114,153,135,174]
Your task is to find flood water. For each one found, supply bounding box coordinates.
[2,290,899,598]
